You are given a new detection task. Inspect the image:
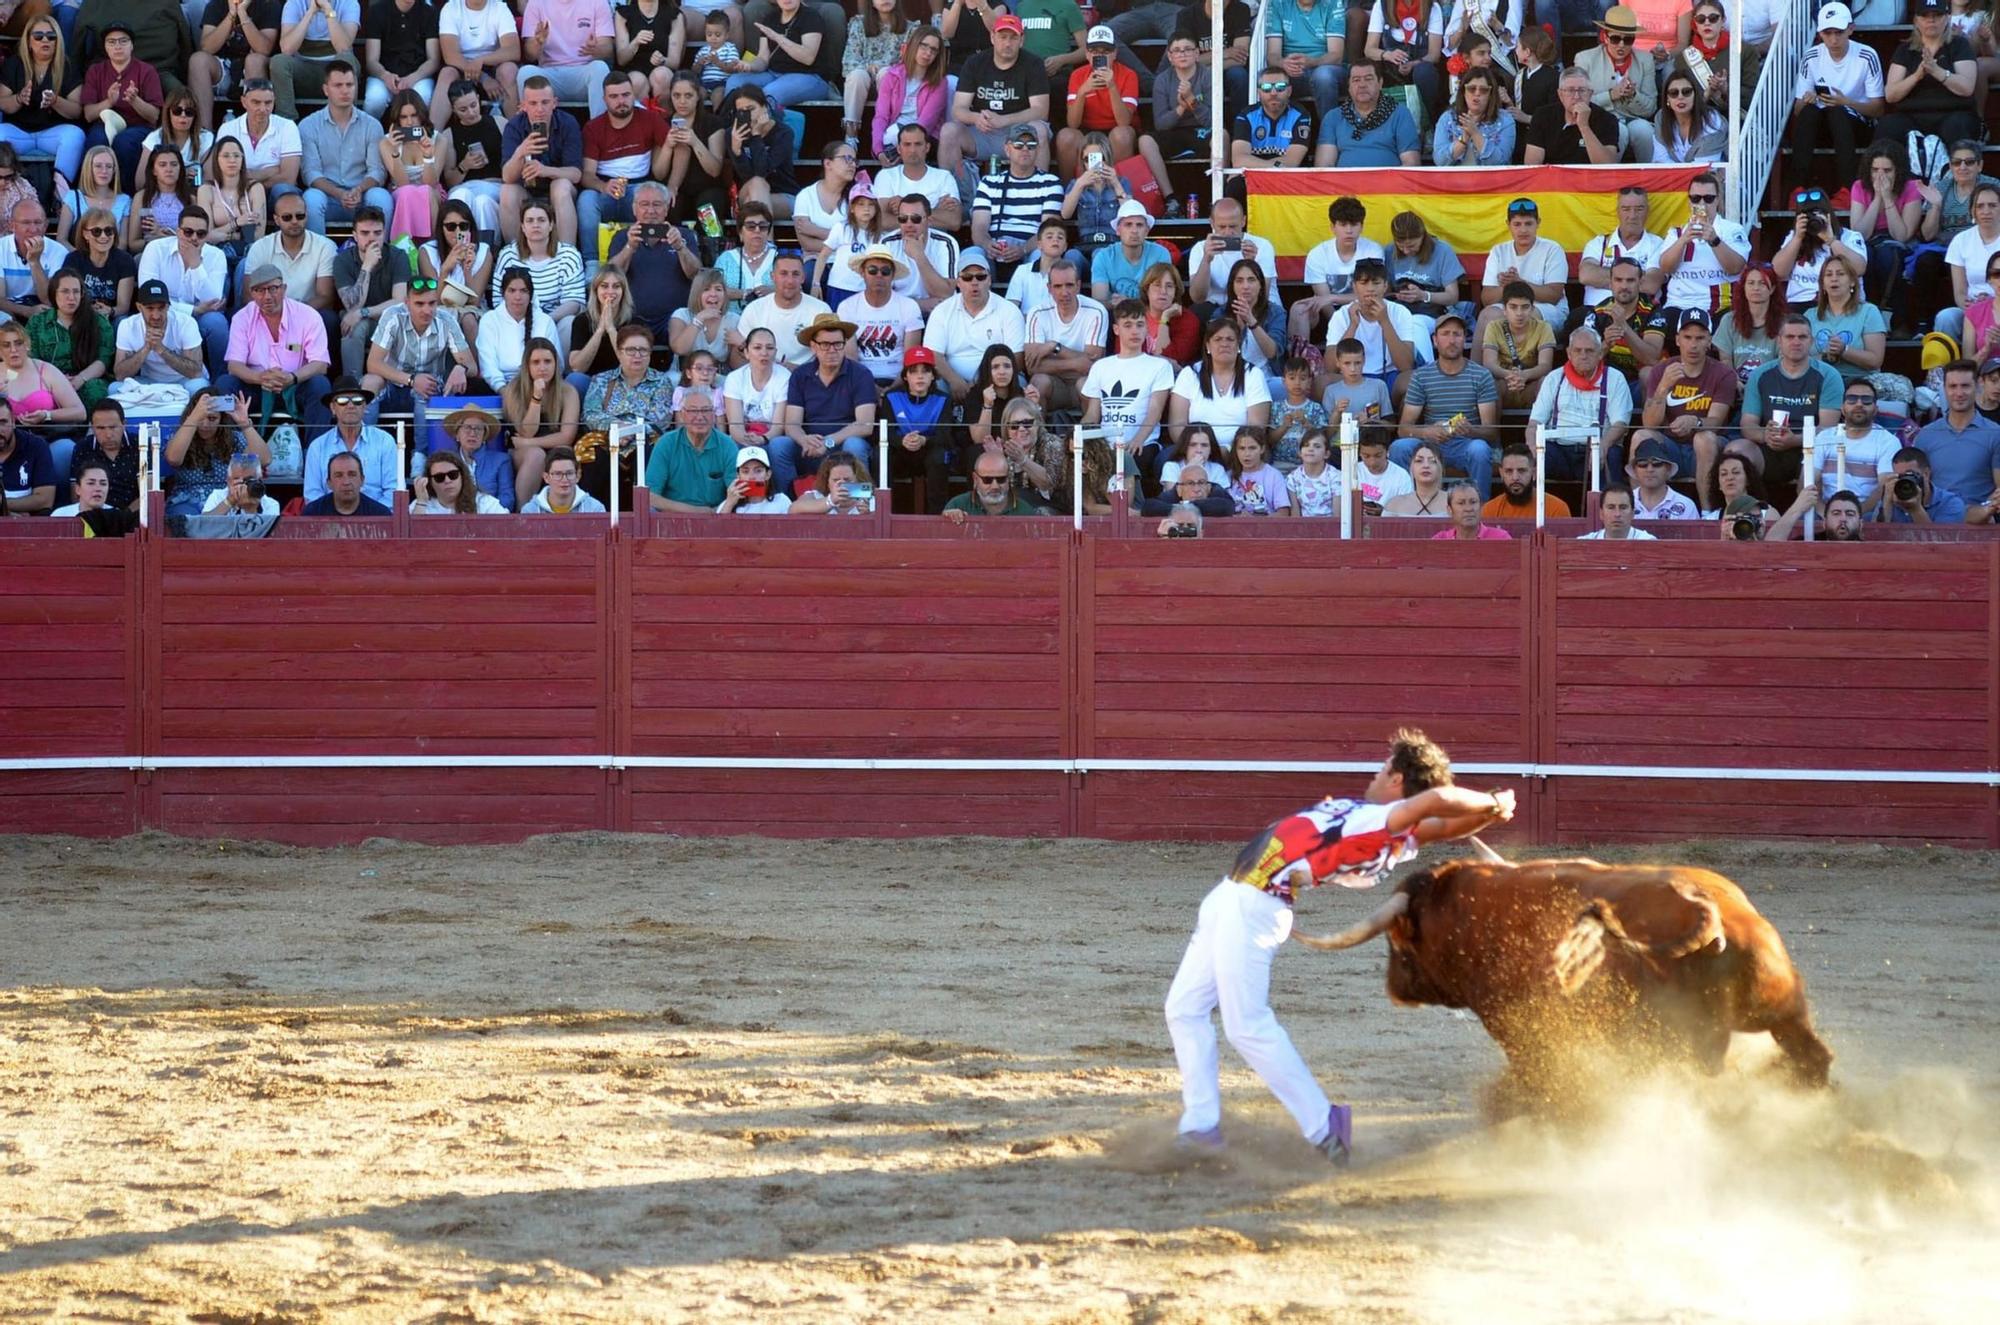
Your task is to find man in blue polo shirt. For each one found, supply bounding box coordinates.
[1313,59,1418,167]
[775,312,879,497]
[1914,359,2000,522]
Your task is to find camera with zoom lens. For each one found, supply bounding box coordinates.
[243,478,266,503]
[1730,515,1761,541]
[1893,473,1923,503]
[1164,521,1200,539]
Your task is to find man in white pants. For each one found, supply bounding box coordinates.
[1164,728,1516,1164]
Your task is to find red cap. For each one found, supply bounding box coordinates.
[993,14,1024,34]
[903,346,937,367]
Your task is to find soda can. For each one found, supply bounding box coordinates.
[697,203,722,239]
[1187,193,1201,220]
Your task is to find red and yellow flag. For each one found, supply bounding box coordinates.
[1247,166,1705,282]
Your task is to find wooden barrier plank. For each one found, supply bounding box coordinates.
[1091,541,1523,571]
[1092,597,1523,628]
[1,679,131,710]
[631,678,1047,709]
[1557,569,1991,603]
[152,736,604,755]
[632,650,1061,683]
[1552,777,1989,810]
[631,708,1060,738]
[627,595,1059,626]
[160,595,601,625]
[0,624,125,652]
[161,651,600,681]
[1095,682,1507,712]
[1094,653,1510,685]
[158,708,598,740]
[162,767,607,795]
[2,651,127,681]
[1093,567,1523,598]
[0,769,134,836]
[1551,800,1988,843]
[160,568,598,596]
[630,569,1056,598]
[1093,712,1525,743]
[631,539,1064,570]
[1554,628,1988,660]
[629,736,1062,757]
[163,623,603,652]
[1551,742,1986,771]
[1556,684,1984,718]
[1093,624,1523,655]
[1556,713,1986,752]
[1573,654,1982,690]
[1557,544,1990,572]
[168,679,582,709]
[160,541,600,570]
[158,792,605,826]
[1555,598,1990,630]
[0,569,128,597]
[633,623,1061,654]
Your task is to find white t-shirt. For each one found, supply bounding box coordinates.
[1782,229,1871,307]
[1170,363,1273,447]
[1158,458,1231,488]
[1483,235,1570,323]
[1025,297,1109,356]
[1820,424,1899,502]
[738,293,832,367]
[874,164,960,215]
[216,113,302,177]
[1005,261,1059,316]
[1654,217,1752,313]
[1320,299,1427,375]
[1187,233,1280,300]
[1577,526,1659,539]
[1580,229,1664,308]
[1352,458,1414,506]
[201,490,283,514]
[884,230,959,303]
[1633,488,1700,520]
[439,0,516,59]
[1303,236,1385,294]
[1946,225,2000,303]
[1793,41,1885,104]
[722,363,792,433]
[115,310,204,384]
[923,294,1027,382]
[836,290,926,382]
[792,183,847,238]
[1083,352,1176,450]
[1528,365,1634,432]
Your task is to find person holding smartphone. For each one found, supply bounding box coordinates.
[1054,26,1171,198]
[716,443,791,514]
[1789,6,1885,206]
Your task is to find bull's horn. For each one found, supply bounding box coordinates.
[1293,893,1409,951]
[1467,835,1506,864]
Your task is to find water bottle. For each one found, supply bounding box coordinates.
[1186,193,1201,221]
[1165,195,1183,220]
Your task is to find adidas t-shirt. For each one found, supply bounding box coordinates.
[1083,352,1176,450]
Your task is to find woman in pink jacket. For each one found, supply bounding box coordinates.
[868,27,950,162]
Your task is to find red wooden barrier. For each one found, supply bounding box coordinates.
[0,527,1994,848]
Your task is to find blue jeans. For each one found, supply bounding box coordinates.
[577,188,636,257]
[216,371,335,430]
[369,382,435,454]
[0,124,84,186]
[306,187,398,234]
[196,310,231,381]
[766,434,872,497]
[721,71,833,110]
[1388,435,1495,499]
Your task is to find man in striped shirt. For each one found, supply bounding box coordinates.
[971,127,1064,287]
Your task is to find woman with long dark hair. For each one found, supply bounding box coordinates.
[1650,61,1725,164]
[1216,259,1287,382]
[26,270,113,409]
[1773,185,1869,311]
[162,386,270,518]
[475,267,558,389]
[126,147,194,254]
[952,344,1035,454]
[1167,318,1272,451]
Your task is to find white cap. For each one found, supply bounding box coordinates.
[736,446,770,469]
[1816,2,1852,28]
[1115,198,1153,227]
[1086,24,1116,46]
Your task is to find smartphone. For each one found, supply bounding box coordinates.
[401,126,425,142]
[210,394,236,414]
[1221,237,1243,251]
[671,116,688,131]
[1092,55,1110,71]
[1084,149,1104,171]
[1814,82,1832,98]
[743,480,767,500]
[847,483,876,505]
[529,121,549,139]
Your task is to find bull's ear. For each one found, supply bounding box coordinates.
[1578,873,1725,959]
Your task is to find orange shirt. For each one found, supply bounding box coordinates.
[1483,491,1572,519]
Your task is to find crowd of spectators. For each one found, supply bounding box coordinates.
[0,0,1994,535]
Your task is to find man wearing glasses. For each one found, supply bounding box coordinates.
[1229,70,1311,175]
[1789,5,1885,204]
[0,200,67,326]
[1523,66,1618,166]
[970,125,1062,284]
[364,277,476,436]
[882,193,958,313]
[836,246,925,386]
[136,204,230,376]
[216,78,304,194]
[942,451,1039,521]
[242,194,338,345]
[219,263,335,426]
[921,247,1026,399]
[604,181,700,336]
[302,375,397,506]
[644,387,738,514]
[1646,172,1748,337]
[775,311,877,497]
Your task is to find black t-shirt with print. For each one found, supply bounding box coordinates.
[958,50,1052,120]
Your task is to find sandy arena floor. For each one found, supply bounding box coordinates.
[0,832,1996,1323]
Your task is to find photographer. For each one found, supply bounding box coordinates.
[1772,186,1868,311]
[726,87,799,216]
[200,452,281,514]
[1881,446,1967,524]
[1155,500,1203,539]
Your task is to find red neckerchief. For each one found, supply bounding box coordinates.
[1563,361,1602,392]
[1605,41,1633,77]
[1693,33,1728,60]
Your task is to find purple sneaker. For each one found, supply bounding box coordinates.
[1316,1104,1352,1168]
[1175,1125,1225,1154]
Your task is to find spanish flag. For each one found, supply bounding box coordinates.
[1247,166,1706,282]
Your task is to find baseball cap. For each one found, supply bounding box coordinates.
[736,446,771,470]
[1433,311,1471,333]
[993,13,1024,34]
[1676,308,1712,332]
[956,247,991,273]
[100,21,134,38]
[1115,198,1153,227]
[1816,2,1852,28]
[1723,495,1763,517]
[1912,0,1947,12]
[903,345,937,368]
[1007,125,1039,146]
[135,279,170,305]
[1086,24,1116,46]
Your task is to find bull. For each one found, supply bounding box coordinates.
[1293,856,1833,1100]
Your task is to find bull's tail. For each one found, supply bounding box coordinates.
[1553,903,1610,995]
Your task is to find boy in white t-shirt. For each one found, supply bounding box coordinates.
[1083,296,1177,482]
[1352,426,1415,512]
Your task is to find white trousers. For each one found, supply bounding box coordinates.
[1164,879,1331,1139]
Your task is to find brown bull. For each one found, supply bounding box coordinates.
[1294,858,1833,1096]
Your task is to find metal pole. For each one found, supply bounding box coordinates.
[1802,417,1817,542]
[394,418,407,493]
[1534,432,1547,530]
[877,416,890,512]
[1210,0,1225,208]
[1726,0,1744,223]
[1338,413,1356,540]
[1072,426,1084,530]
[632,415,647,519]
[1588,432,1602,493]
[1836,437,1848,493]
[608,420,621,526]
[137,422,152,527]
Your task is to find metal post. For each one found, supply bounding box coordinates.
[877,416,890,514]
[1072,426,1085,530]
[1534,432,1548,530]
[1338,413,1357,540]
[631,415,647,521]
[608,419,622,526]
[137,422,154,527]
[394,419,407,492]
[1726,0,1744,223]
[1836,437,1848,493]
[1210,0,1225,207]
[1587,432,1602,493]
[1802,417,1817,542]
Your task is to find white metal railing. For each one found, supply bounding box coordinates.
[1727,0,1814,225]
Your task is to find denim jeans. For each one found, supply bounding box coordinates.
[1388,435,1496,499]
[577,187,637,258]
[518,63,614,118]
[0,124,84,187]
[766,433,873,497]
[720,71,834,110]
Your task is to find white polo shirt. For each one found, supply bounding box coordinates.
[1025,297,1109,356]
[924,292,1027,382]
[1580,229,1664,307]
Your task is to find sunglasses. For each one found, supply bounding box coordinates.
[277,212,305,221]
[742,220,771,231]
[334,395,368,405]
[1633,460,1668,469]
[812,338,845,348]
[1667,86,1695,97]
[171,105,195,116]
[180,227,209,238]
[0,173,15,184]
[1604,34,1633,45]
[28,29,54,40]
[974,473,1011,485]
[442,221,470,231]
[85,225,114,237]
[1507,204,1537,217]
[960,271,990,282]
[429,469,462,481]
[863,264,893,276]
[1843,392,1876,402]
[242,79,273,93]
[1006,421,1036,431]
[1689,194,1718,204]
[1257,81,1288,92]
[898,213,926,223]
[1694,12,1723,22]
[409,278,440,292]
[1953,156,1981,166]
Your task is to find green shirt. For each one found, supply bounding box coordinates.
[645,427,739,508]
[943,490,1040,516]
[1016,0,1086,62]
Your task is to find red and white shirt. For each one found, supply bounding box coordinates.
[1229,798,1418,904]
